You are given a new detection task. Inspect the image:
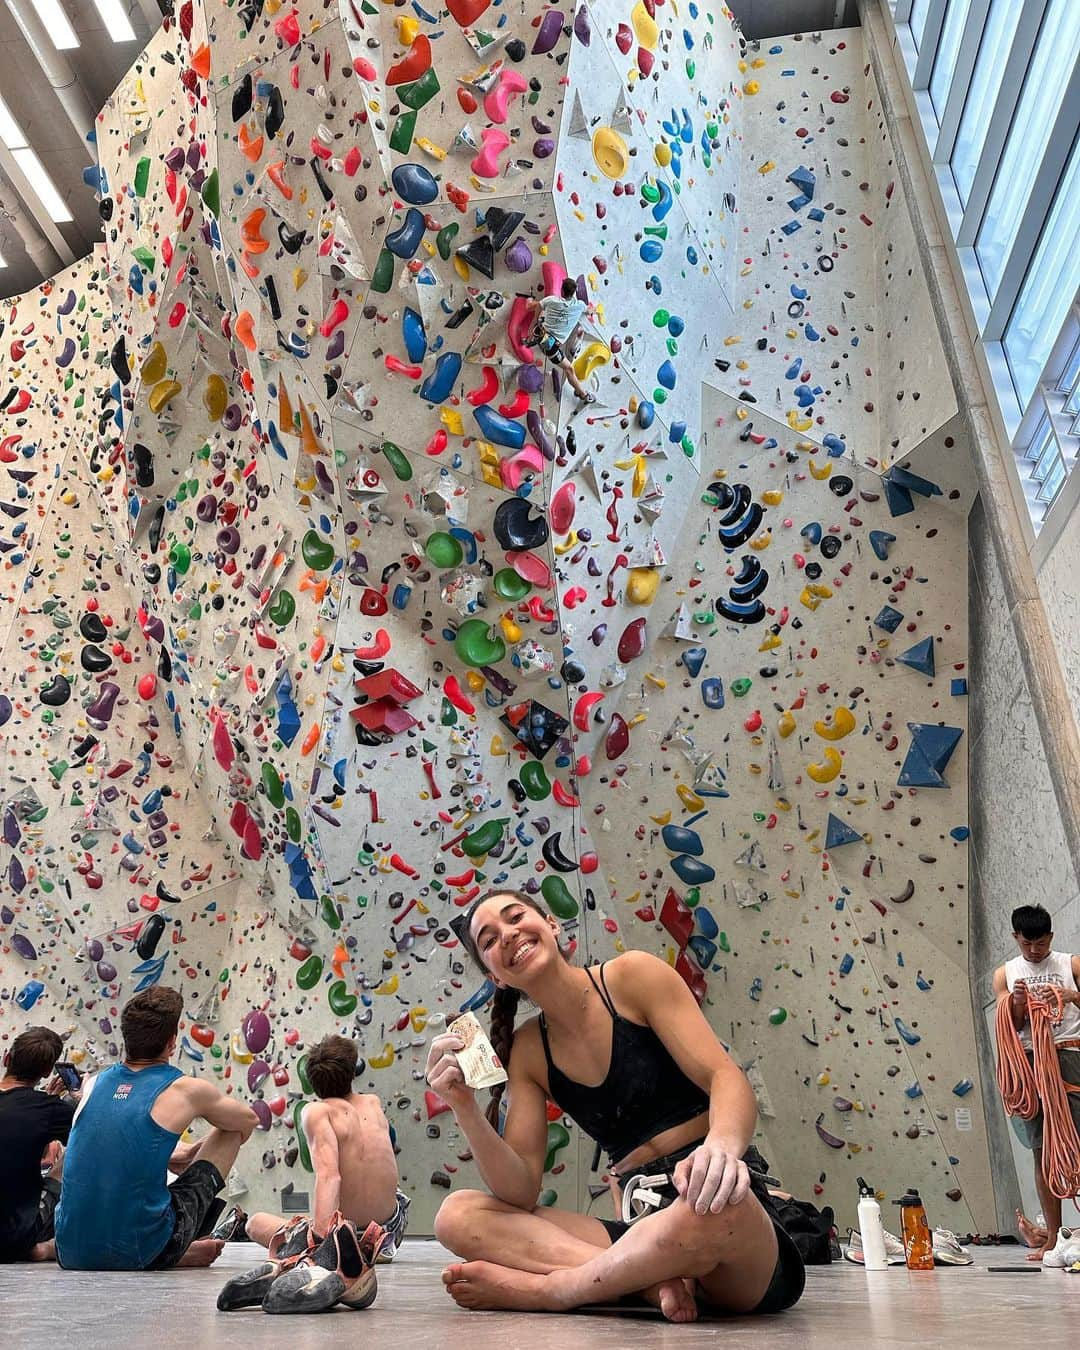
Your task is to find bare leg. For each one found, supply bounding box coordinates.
[1031,1150,1060,1260]
[435,1190,695,1321]
[173,1238,225,1268]
[29,1240,56,1262]
[245,1212,288,1248]
[185,1127,246,1182]
[442,1191,778,1320]
[558,356,591,401]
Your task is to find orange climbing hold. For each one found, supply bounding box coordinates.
[235,310,257,351]
[386,34,432,86]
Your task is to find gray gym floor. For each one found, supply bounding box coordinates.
[1,1240,1073,1347]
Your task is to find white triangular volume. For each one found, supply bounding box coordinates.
[661,603,696,641]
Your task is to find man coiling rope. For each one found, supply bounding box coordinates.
[996,984,1080,1199]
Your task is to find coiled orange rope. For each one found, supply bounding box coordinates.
[995,986,1080,1199]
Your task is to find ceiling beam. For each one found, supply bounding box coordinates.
[0,150,75,275]
[4,0,97,145]
[131,0,165,34]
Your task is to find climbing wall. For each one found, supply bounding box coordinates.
[0,3,997,1233]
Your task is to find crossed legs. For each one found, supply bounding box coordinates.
[434,1187,778,1321]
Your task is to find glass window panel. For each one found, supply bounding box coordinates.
[1056,337,1080,402]
[1003,138,1080,407]
[975,0,1080,297]
[911,0,931,49]
[951,0,1023,205]
[1037,455,1066,504]
[931,0,973,119]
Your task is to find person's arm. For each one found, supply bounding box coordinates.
[992,966,1026,1030]
[615,950,757,1214]
[302,1103,342,1238]
[425,1023,549,1209]
[1070,956,1080,1003]
[154,1076,258,1139]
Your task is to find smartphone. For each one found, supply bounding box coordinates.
[55,1062,82,1091]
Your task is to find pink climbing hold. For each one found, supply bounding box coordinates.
[471,127,511,179]
[483,68,528,124]
[550,481,577,535]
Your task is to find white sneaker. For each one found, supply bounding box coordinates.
[843,1226,907,1265]
[1042,1227,1080,1268]
[932,1228,973,1265]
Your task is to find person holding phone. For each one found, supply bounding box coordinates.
[0,1026,76,1262]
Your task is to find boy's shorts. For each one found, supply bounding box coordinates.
[1011,1047,1080,1149]
[145,1160,225,1270]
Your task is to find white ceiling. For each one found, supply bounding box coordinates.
[0,0,163,298]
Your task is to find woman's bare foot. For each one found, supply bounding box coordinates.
[646,1277,699,1323]
[28,1240,56,1262]
[175,1239,225,1268]
[442,1260,563,1312]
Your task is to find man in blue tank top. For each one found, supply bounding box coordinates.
[55,986,259,1270]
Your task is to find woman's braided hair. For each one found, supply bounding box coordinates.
[456,888,564,1128]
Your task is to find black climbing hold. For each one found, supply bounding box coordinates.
[136,913,167,960]
[232,73,253,122]
[484,207,525,251]
[79,612,108,643]
[80,644,112,674]
[40,674,71,706]
[493,497,550,551]
[111,337,130,384]
[820,534,842,559]
[132,442,155,488]
[456,235,496,280]
[265,85,285,138]
[829,475,853,497]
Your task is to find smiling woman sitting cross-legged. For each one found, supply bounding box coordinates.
[426,889,805,1322]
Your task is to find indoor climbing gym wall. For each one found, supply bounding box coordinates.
[0,0,997,1233]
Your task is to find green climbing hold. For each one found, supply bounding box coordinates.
[296,955,323,990]
[381,440,413,481]
[301,528,336,571]
[285,806,301,843]
[544,1120,571,1172]
[328,980,358,1015]
[297,1054,313,1096]
[519,761,551,801]
[731,677,753,697]
[494,568,531,601]
[389,110,417,154]
[652,309,670,327]
[320,894,342,930]
[769,1007,788,1025]
[462,818,509,858]
[399,68,440,110]
[436,223,459,261]
[268,590,295,626]
[134,157,150,198]
[371,247,395,293]
[292,1099,314,1171]
[202,167,220,217]
[455,618,506,668]
[168,542,191,574]
[541,875,579,920]
[425,531,464,568]
[261,762,285,809]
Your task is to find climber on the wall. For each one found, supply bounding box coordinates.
[992,904,1080,1264]
[528,278,597,404]
[0,1027,76,1263]
[54,986,262,1271]
[425,889,805,1322]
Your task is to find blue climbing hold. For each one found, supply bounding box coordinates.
[896,636,935,678]
[898,723,964,788]
[391,162,439,205]
[825,813,864,850]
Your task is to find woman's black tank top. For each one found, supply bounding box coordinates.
[537,963,710,1165]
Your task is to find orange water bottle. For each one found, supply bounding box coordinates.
[894,1189,934,1270]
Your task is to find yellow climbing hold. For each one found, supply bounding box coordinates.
[373,974,400,996]
[573,340,611,382]
[592,127,629,179]
[677,784,705,812]
[141,341,167,384]
[813,706,856,740]
[807,747,843,783]
[777,709,797,738]
[809,458,832,480]
[148,379,182,414]
[762,488,784,506]
[368,1043,396,1069]
[655,142,672,168]
[626,567,659,605]
[800,583,834,611]
[631,0,658,48]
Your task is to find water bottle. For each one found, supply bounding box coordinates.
[857,1177,888,1270]
[894,1188,934,1270]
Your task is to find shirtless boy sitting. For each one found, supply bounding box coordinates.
[302,1035,409,1255]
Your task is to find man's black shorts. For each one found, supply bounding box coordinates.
[145,1160,225,1271]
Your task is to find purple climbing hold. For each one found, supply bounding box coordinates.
[242,1008,272,1054]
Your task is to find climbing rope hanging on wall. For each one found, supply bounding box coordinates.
[995,986,1080,1199]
